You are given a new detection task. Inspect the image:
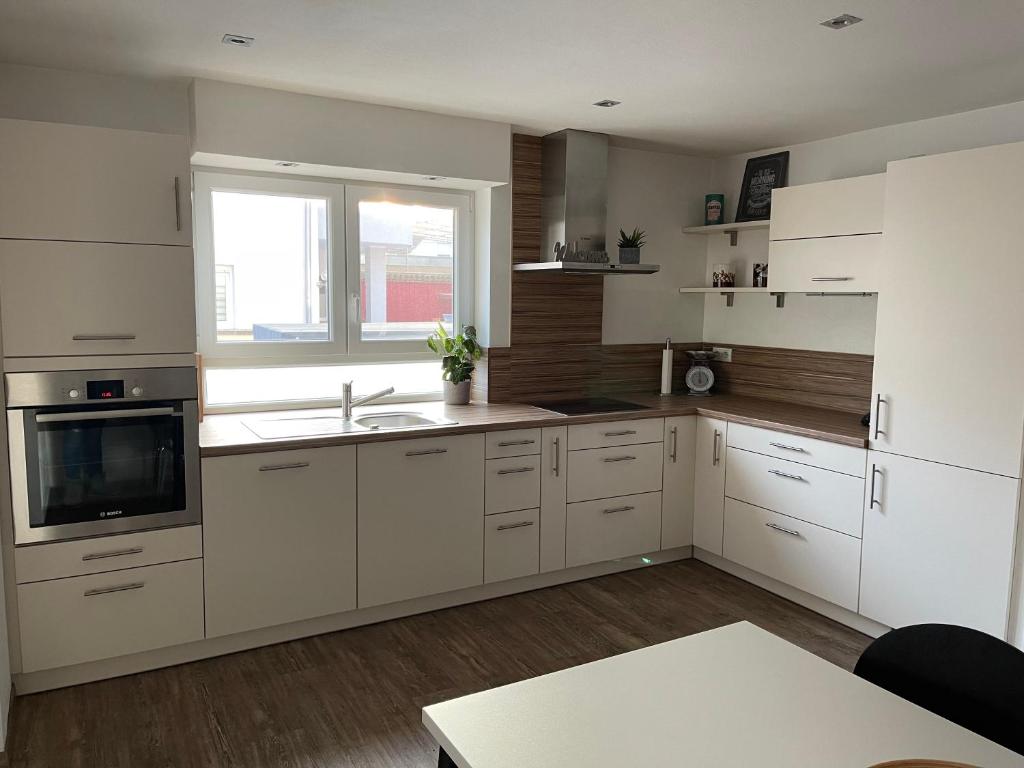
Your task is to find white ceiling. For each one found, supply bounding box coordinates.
[3,0,1024,155]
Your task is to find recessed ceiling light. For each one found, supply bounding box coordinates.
[275,161,299,168]
[820,13,862,29]
[222,33,254,47]
[593,99,621,108]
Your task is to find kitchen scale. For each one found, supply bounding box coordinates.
[684,350,717,396]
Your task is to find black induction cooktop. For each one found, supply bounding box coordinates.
[530,397,652,416]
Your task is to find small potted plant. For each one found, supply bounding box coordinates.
[617,227,647,264]
[427,323,482,405]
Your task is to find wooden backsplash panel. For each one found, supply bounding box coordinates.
[704,343,873,414]
[511,134,543,265]
[599,343,702,395]
[510,272,604,346]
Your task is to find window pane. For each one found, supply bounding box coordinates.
[212,191,329,343]
[358,200,454,342]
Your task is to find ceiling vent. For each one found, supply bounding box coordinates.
[820,14,862,29]
[222,33,255,47]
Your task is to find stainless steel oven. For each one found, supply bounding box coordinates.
[6,367,200,545]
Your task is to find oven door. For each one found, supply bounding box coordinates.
[8,400,200,544]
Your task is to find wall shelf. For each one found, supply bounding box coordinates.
[678,286,785,308]
[682,220,769,246]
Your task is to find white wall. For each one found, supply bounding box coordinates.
[602,146,712,344]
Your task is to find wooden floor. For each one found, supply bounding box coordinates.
[6,560,871,768]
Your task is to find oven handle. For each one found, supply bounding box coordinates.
[35,407,179,423]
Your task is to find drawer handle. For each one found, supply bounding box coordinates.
[82,546,144,562]
[84,582,145,597]
[768,441,807,453]
[497,439,535,447]
[496,520,535,531]
[765,522,801,537]
[810,276,854,282]
[259,462,310,472]
[72,334,137,341]
[603,429,637,437]
[406,448,448,457]
[603,505,635,514]
[768,469,806,482]
[496,466,535,475]
[602,455,636,463]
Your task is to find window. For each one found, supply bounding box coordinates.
[193,172,474,407]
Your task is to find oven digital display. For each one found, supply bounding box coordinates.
[86,379,125,400]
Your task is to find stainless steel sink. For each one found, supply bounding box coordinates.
[243,416,366,440]
[352,412,456,430]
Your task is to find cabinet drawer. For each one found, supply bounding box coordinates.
[18,558,204,672]
[566,492,662,568]
[768,234,881,294]
[486,455,541,514]
[725,448,864,537]
[0,240,196,357]
[15,525,202,584]
[485,428,542,458]
[726,422,866,477]
[723,498,861,611]
[484,509,540,583]
[568,418,664,450]
[567,442,664,503]
[769,173,885,240]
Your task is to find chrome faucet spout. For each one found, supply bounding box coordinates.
[342,381,395,418]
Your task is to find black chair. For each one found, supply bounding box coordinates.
[854,623,1024,755]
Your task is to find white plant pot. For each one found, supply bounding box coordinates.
[444,379,472,405]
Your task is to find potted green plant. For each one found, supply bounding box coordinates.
[426,323,482,405]
[617,227,647,264]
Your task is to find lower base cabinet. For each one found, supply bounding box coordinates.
[662,416,696,549]
[565,491,662,568]
[202,446,358,638]
[484,509,540,583]
[18,558,204,672]
[693,417,727,554]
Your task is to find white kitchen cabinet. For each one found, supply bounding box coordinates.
[358,434,484,607]
[870,142,1024,477]
[484,509,540,583]
[769,173,885,241]
[0,118,192,246]
[18,558,204,672]
[768,234,881,294]
[0,239,196,357]
[485,454,541,514]
[860,451,1019,637]
[567,442,664,503]
[485,428,542,458]
[568,418,664,450]
[565,492,663,568]
[661,416,696,549]
[539,426,568,573]
[202,446,357,638]
[726,422,866,477]
[693,417,727,554]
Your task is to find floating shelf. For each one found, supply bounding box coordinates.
[678,286,785,308]
[682,220,770,246]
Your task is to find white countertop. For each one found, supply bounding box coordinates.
[423,622,1023,768]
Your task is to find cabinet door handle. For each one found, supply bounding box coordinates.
[552,436,561,476]
[496,520,535,531]
[810,276,854,282]
[82,546,144,562]
[768,469,806,482]
[603,505,635,514]
[602,455,636,463]
[869,464,883,509]
[873,393,887,439]
[765,522,801,537]
[712,429,722,466]
[72,334,137,341]
[603,429,637,437]
[768,441,806,453]
[84,582,145,597]
[669,426,678,462]
[258,462,310,472]
[496,466,535,475]
[497,439,535,447]
[174,176,182,231]
[406,448,448,457]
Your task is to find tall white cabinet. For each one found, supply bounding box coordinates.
[863,141,1024,637]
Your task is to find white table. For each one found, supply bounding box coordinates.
[423,622,1024,767]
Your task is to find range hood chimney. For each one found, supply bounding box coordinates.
[513,129,659,275]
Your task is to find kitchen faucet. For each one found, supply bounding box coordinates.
[342,381,395,419]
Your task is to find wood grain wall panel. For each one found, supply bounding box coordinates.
[510,272,604,346]
[511,134,543,265]
[598,343,702,395]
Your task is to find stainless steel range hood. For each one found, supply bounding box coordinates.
[512,129,660,275]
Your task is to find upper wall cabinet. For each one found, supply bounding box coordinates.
[0,119,192,246]
[769,173,886,241]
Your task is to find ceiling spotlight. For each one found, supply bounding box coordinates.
[820,14,862,29]
[593,99,621,108]
[222,33,254,47]
[275,161,299,168]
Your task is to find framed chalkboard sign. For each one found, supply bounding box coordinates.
[735,151,789,222]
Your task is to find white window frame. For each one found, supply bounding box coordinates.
[345,184,474,357]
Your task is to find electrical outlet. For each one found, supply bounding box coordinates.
[712,346,733,363]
